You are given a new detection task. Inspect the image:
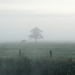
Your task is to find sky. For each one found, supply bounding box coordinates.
[0,0,75,42]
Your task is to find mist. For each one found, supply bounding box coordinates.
[0,0,75,42]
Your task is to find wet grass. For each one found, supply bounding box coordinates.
[0,42,75,58]
[0,42,75,75]
[0,56,75,75]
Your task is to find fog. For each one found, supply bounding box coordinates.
[0,0,75,42]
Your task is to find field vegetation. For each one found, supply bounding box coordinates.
[0,42,75,75]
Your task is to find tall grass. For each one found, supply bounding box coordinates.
[0,56,75,75]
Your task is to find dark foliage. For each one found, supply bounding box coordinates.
[0,57,75,75]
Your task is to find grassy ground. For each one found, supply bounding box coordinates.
[0,42,75,75]
[0,56,75,75]
[0,42,75,58]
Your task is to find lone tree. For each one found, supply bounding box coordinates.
[29,27,43,43]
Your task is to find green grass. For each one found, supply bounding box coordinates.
[0,42,75,59]
[0,42,75,75]
[0,56,75,75]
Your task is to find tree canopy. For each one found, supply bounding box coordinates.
[29,27,43,42]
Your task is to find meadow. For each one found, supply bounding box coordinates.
[0,42,75,75]
[0,42,75,59]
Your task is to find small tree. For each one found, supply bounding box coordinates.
[29,27,43,43]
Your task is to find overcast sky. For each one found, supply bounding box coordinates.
[0,0,75,42]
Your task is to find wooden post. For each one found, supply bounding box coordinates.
[19,49,21,57]
[50,50,52,58]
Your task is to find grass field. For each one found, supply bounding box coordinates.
[0,42,75,59]
[0,42,75,75]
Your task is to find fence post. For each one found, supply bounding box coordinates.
[50,50,52,58]
[19,49,21,57]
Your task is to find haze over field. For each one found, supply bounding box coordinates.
[0,0,75,42]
